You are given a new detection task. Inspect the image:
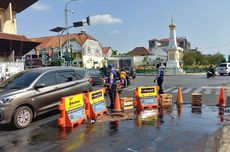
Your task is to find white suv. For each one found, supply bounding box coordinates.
[216,63,230,76]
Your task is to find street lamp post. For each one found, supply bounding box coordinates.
[65,0,79,66]
[50,26,66,64]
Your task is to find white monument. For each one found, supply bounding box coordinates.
[166,18,185,75]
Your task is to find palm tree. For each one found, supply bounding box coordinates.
[143,56,151,65]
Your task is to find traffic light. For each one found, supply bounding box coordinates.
[73,21,83,27]
[86,16,90,25]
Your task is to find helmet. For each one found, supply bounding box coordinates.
[108,64,113,69]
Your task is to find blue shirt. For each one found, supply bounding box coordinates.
[108,68,116,84]
[156,67,164,80]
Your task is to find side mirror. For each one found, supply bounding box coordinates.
[35,83,46,89]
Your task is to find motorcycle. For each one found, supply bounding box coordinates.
[207,70,215,78]
[103,77,123,95]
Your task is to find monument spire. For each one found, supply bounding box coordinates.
[168,17,177,48]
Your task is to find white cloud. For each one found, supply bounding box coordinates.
[111,30,119,34]
[91,14,122,25]
[31,3,51,11]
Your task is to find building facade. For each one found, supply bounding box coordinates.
[28,31,104,68]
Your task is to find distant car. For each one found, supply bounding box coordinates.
[0,67,92,129]
[87,68,105,85]
[216,63,230,76]
[124,66,136,79]
[99,66,110,77]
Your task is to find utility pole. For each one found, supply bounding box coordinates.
[65,0,78,66]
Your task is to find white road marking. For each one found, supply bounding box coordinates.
[202,86,230,89]
[164,87,176,93]
[215,88,220,95]
[171,88,179,93]
[192,88,202,93]
[204,88,212,95]
[183,88,193,93]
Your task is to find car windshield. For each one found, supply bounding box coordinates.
[0,71,42,89]
[219,64,227,67]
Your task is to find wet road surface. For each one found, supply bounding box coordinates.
[0,105,227,152]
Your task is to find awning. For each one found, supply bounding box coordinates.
[0,0,38,13]
[0,33,40,56]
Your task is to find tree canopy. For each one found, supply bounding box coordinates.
[183,51,226,66]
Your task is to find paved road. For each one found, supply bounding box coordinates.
[114,75,230,106]
[0,74,229,152]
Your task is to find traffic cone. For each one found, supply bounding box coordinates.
[218,87,226,107]
[176,86,183,105]
[113,91,122,112]
[219,112,224,124]
[177,105,183,118]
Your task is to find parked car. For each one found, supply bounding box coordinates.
[216,63,230,76]
[99,66,110,77]
[87,68,105,85]
[124,66,136,79]
[0,67,92,129]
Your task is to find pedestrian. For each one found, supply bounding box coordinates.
[154,63,164,94]
[106,64,117,109]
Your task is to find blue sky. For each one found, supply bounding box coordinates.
[17,0,230,57]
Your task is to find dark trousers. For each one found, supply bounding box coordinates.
[108,84,117,108]
[157,79,164,94]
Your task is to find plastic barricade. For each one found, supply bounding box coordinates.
[135,86,159,111]
[85,89,108,119]
[58,93,87,128]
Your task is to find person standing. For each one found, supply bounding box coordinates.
[106,64,117,109]
[154,63,164,94]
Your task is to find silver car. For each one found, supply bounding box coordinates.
[216,63,230,76]
[0,67,92,129]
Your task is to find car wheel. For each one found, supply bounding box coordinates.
[220,73,224,76]
[12,106,33,129]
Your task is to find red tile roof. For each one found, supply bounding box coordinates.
[160,38,170,42]
[102,47,111,54]
[30,32,97,50]
[0,32,30,41]
[127,47,150,56]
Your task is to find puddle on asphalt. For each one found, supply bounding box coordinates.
[2,105,228,152]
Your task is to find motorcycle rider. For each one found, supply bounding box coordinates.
[208,65,215,76]
[120,69,129,88]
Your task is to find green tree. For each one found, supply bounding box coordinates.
[183,51,226,66]
[143,56,151,65]
[112,50,117,56]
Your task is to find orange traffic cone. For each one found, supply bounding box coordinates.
[218,87,226,107]
[177,105,183,118]
[113,91,122,112]
[176,86,183,105]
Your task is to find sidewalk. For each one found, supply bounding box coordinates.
[208,117,230,151]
